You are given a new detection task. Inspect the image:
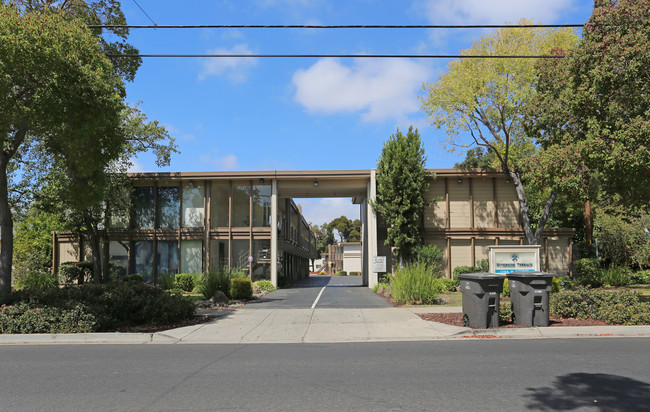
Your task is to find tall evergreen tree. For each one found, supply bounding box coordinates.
[372,126,430,263]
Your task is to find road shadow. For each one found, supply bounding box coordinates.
[524,372,650,411]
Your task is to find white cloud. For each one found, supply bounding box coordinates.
[198,44,258,83]
[292,58,432,122]
[297,198,360,227]
[127,159,144,173]
[416,0,576,24]
[200,154,239,170]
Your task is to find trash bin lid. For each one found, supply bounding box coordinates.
[457,272,506,280]
[508,271,556,278]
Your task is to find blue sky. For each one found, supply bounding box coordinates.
[119,0,594,225]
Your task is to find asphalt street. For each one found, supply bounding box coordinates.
[1,339,649,411]
[245,275,391,309]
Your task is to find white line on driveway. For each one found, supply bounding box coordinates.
[311,286,327,309]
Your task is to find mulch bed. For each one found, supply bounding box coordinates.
[417,312,610,328]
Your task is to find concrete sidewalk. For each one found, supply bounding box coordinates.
[2,305,650,345]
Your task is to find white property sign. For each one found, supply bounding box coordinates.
[372,256,387,273]
[488,245,541,274]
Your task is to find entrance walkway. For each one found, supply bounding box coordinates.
[245,275,391,310]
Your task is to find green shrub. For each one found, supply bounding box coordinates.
[452,259,489,279]
[174,273,195,292]
[0,303,96,334]
[58,262,86,284]
[630,270,650,285]
[552,276,573,293]
[199,268,246,299]
[596,211,650,269]
[574,258,603,287]
[601,266,631,287]
[2,283,195,331]
[124,274,145,284]
[550,287,649,324]
[253,280,276,292]
[158,272,176,290]
[230,278,253,300]
[502,278,510,297]
[349,271,361,277]
[499,301,512,324]
[413,244,444,274]
[437,278,460,292]
[13,271,58,291]
[390,262,445,305]
[335,270,348,276]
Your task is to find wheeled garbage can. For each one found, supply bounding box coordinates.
[457,273,506,328]
[508,272,556,327]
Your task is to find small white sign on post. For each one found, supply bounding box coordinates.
[372,256,387,273]
[488,245,541,274]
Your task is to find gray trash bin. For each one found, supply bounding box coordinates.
[508,272,556,327]
[458,273,506,328]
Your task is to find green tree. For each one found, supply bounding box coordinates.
[525,0,650,208]
[454,147,495,169]
[0,5,126,295]
[312,222,335,256]
[421,19,579,246]
[348,219,362,242]
[372,126,430,263]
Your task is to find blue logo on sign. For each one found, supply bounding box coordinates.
[511,254,518,262]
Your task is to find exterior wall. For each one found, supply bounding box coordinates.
[342,243,362,273]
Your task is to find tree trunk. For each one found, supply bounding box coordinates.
[508,170,557,246]
[83,213,103,283]
[0,161,14,296]
[584,200,593,249]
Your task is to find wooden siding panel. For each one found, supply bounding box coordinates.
[473,179,495,228]
[474,238,495,266]
[496,180,519,228]
[450,239,472,270]
[547,238,570,275]
[57,242,79,266]
[424,180,446,229]
[449,181,470,228]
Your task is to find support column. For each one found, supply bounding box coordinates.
[270,179,278,287]
[361,198,368,286]
[367,170,378,288]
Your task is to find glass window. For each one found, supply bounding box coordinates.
[181,240,203,273]
[232,183,250,227]
[157,187,179,229]
[209,239,229,270]
[252,239,271,281]
[157,240,178,274]
[182,183,204,228]
[133,187,154,229]
[252,183,271,227]
[134,241,153,282]
[230,239,250,273]
[211,181,230,227]
[108,241,129,279]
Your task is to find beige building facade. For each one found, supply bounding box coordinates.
[53,169,574,288]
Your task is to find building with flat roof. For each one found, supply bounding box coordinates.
[53,169,574,288]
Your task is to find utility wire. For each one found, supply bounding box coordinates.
[107,53,565,59]
[90,23,583,29]
[131,0,157,26]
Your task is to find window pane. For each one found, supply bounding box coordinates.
[157,240,178,274]
[134,241,153,282]
[134,187,154,229]
[211,181,230,227]
[157,187,179,229]
[181,240,203,273]
[230,239,250,273]
[232,183,250,227]
[182,183,204,228]
[209,239,229,270]
[252,184,271,227]
[109,241,129,279]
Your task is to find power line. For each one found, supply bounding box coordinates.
[91,23,583,30]
[131,0,157,26]
[107,53,565,59]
